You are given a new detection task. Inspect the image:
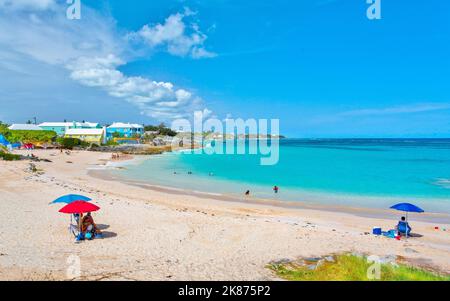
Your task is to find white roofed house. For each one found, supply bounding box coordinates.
[64,128,106,145]
[8,124,43,131]
[38,121,101,136]
[106,122,144,140]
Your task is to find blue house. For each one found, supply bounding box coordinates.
[106,122,144,139]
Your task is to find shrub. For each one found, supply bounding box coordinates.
[0,122,9,134]
[56,137,94,149]
[3,130,56,144]
[0,151,21,161]
[57,137,82,149]
[104,139,119,146]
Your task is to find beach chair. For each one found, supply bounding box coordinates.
[69,224,80,237]
[69,214,81,238]
[397,221,411,236]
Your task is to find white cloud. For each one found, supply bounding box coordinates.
[67,54,208,119]
[0,3,122,65]
[133,9,216,59]
[0,0,56,11]
[0,4,215,121]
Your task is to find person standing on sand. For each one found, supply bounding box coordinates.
[245,190,250,196]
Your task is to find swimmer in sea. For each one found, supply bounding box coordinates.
[273,186,279,193]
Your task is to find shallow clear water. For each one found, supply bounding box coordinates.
[112,139,450,213]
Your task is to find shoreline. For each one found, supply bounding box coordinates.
[1,149,449,280]
[90,168,450,225]
[90,155,450,224]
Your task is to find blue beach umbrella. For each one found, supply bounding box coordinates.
[50,194,92,205]
[390,203,424,238]
[390,203,424,213]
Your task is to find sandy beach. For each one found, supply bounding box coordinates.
[0,149,449,280]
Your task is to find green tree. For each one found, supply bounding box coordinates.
[0,122,9,134]
[144,123,177,137]
[4,130,56,144]
[144,125,159,132]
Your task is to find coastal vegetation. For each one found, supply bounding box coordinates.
[56,137,90,149]
[104,139,119,146]
[0,151,21,161]
[3,130,56,144]
[268,254,450,281]
[0,122,57,144]
[144,123,178,137]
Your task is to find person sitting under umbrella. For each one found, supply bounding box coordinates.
[390,203,424,238]
[396,216,412,236]
[81,213,101,239]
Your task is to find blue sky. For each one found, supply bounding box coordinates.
[0,0,449,137]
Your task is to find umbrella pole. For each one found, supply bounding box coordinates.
[406,212,408,239]
[78,213,82,238]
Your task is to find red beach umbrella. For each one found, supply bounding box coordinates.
[59,200,100,214]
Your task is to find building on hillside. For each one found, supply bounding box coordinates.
[106,123,144,139]
[64,128,106,145]
[8,124,43,131]
[38,122,101,136]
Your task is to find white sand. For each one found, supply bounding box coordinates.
[0,149,449,280]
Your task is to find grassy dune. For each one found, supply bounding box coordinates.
[268,254,450,281]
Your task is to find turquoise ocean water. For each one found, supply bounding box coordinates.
[111,139,450,213]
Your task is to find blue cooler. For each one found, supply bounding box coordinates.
[372,227,382,235]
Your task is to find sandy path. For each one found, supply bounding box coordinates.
[0,150,449,280]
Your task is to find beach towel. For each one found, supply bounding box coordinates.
[382,229,397,238]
